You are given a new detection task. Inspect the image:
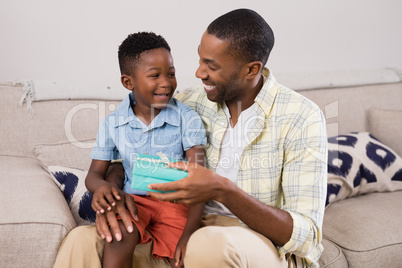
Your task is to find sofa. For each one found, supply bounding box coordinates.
[1,68,401,268]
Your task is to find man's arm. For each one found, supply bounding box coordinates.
[148,162,293,246]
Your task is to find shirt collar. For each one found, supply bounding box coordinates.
[254,67,279,116]
[113,93,180,129]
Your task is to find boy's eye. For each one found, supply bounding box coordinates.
[169,72,176,77]
[150,73,159,78]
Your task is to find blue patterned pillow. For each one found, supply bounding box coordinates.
[48,166,95,225]
[326,132,402,206]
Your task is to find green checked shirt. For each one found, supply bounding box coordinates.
[176,67,328,267]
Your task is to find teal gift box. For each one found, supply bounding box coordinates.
[131,153,188,193]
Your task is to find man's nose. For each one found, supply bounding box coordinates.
[195,65,207,80]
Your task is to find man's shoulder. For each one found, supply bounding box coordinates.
[175,86,206,103]
[174,86,214,113]
[274,83,322,116]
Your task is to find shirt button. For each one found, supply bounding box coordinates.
[220,122,225,126]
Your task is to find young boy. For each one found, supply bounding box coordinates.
[85,32,206,268]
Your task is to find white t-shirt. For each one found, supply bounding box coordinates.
[204,102,257,217]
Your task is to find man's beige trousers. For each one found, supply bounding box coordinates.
[54,214,291,268]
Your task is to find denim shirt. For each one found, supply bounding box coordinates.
[91,93,206,195]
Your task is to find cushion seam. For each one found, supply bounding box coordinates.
[323,235,402,252]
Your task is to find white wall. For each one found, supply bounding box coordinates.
[1,0,401,91]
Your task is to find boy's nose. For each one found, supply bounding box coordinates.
[160,77,172,88]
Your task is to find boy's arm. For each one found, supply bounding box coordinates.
[95,161,139,242]
[105,160,125,189]
[85,159,119,213]
[85,159,110,193]
[174,146,205,266]
[181,145,205,234]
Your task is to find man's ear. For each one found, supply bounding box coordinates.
[121,74,135,91]
[244,61,263,80]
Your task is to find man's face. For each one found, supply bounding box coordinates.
[196,31,247,104]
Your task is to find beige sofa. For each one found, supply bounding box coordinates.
[1,69,401,267]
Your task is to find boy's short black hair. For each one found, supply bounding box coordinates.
[118,32,171,75]
[207,9,274,66]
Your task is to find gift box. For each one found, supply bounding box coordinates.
[131,153,188,192]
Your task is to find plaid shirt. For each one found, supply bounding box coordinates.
[176,68,328,267]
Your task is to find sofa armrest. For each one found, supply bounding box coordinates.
[0,155,76,268]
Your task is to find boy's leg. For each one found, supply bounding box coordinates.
[103,221,140,268]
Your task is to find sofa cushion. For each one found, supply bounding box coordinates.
[318,239,348,268]
[323,191,402,267]
[0,155,76,267]
[368,108,402,157]
[326,132,402,206]
[48,165,96,225]
[34,140,94,171]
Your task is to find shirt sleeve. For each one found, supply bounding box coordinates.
[181,107,207,151]
[90,115,121,161]
[278,108,328,266]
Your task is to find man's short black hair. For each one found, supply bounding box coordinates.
[207,9,274,66]
[118,32,171,75]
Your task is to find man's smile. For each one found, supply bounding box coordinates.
[203,82,216,93]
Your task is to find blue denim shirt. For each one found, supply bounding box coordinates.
[91,92,206,195]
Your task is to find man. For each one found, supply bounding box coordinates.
[55,8,327,268]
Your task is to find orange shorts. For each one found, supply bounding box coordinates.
[118,195,188,260]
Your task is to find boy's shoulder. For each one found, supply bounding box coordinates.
[109,93,131,115]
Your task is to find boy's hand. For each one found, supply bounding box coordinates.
[91,183,121,213]
[174,234,191,268]
[95,190,139,243]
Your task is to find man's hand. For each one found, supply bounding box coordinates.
[147,161,234,205]
[149,162,294,247]
[95,190,138,242]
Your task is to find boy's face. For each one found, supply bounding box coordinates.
[195,31,248,104]
[123,47,177,112]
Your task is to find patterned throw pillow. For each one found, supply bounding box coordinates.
[326,132,402,206]
[48,166,95,225]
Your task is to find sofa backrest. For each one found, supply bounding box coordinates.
[297,82,402,137]
[1,79,401,159]
[0,83,120,158]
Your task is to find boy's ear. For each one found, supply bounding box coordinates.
[244,61,263,80]
[121,74,135,91]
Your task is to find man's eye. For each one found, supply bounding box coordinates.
[208,65,216,71]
